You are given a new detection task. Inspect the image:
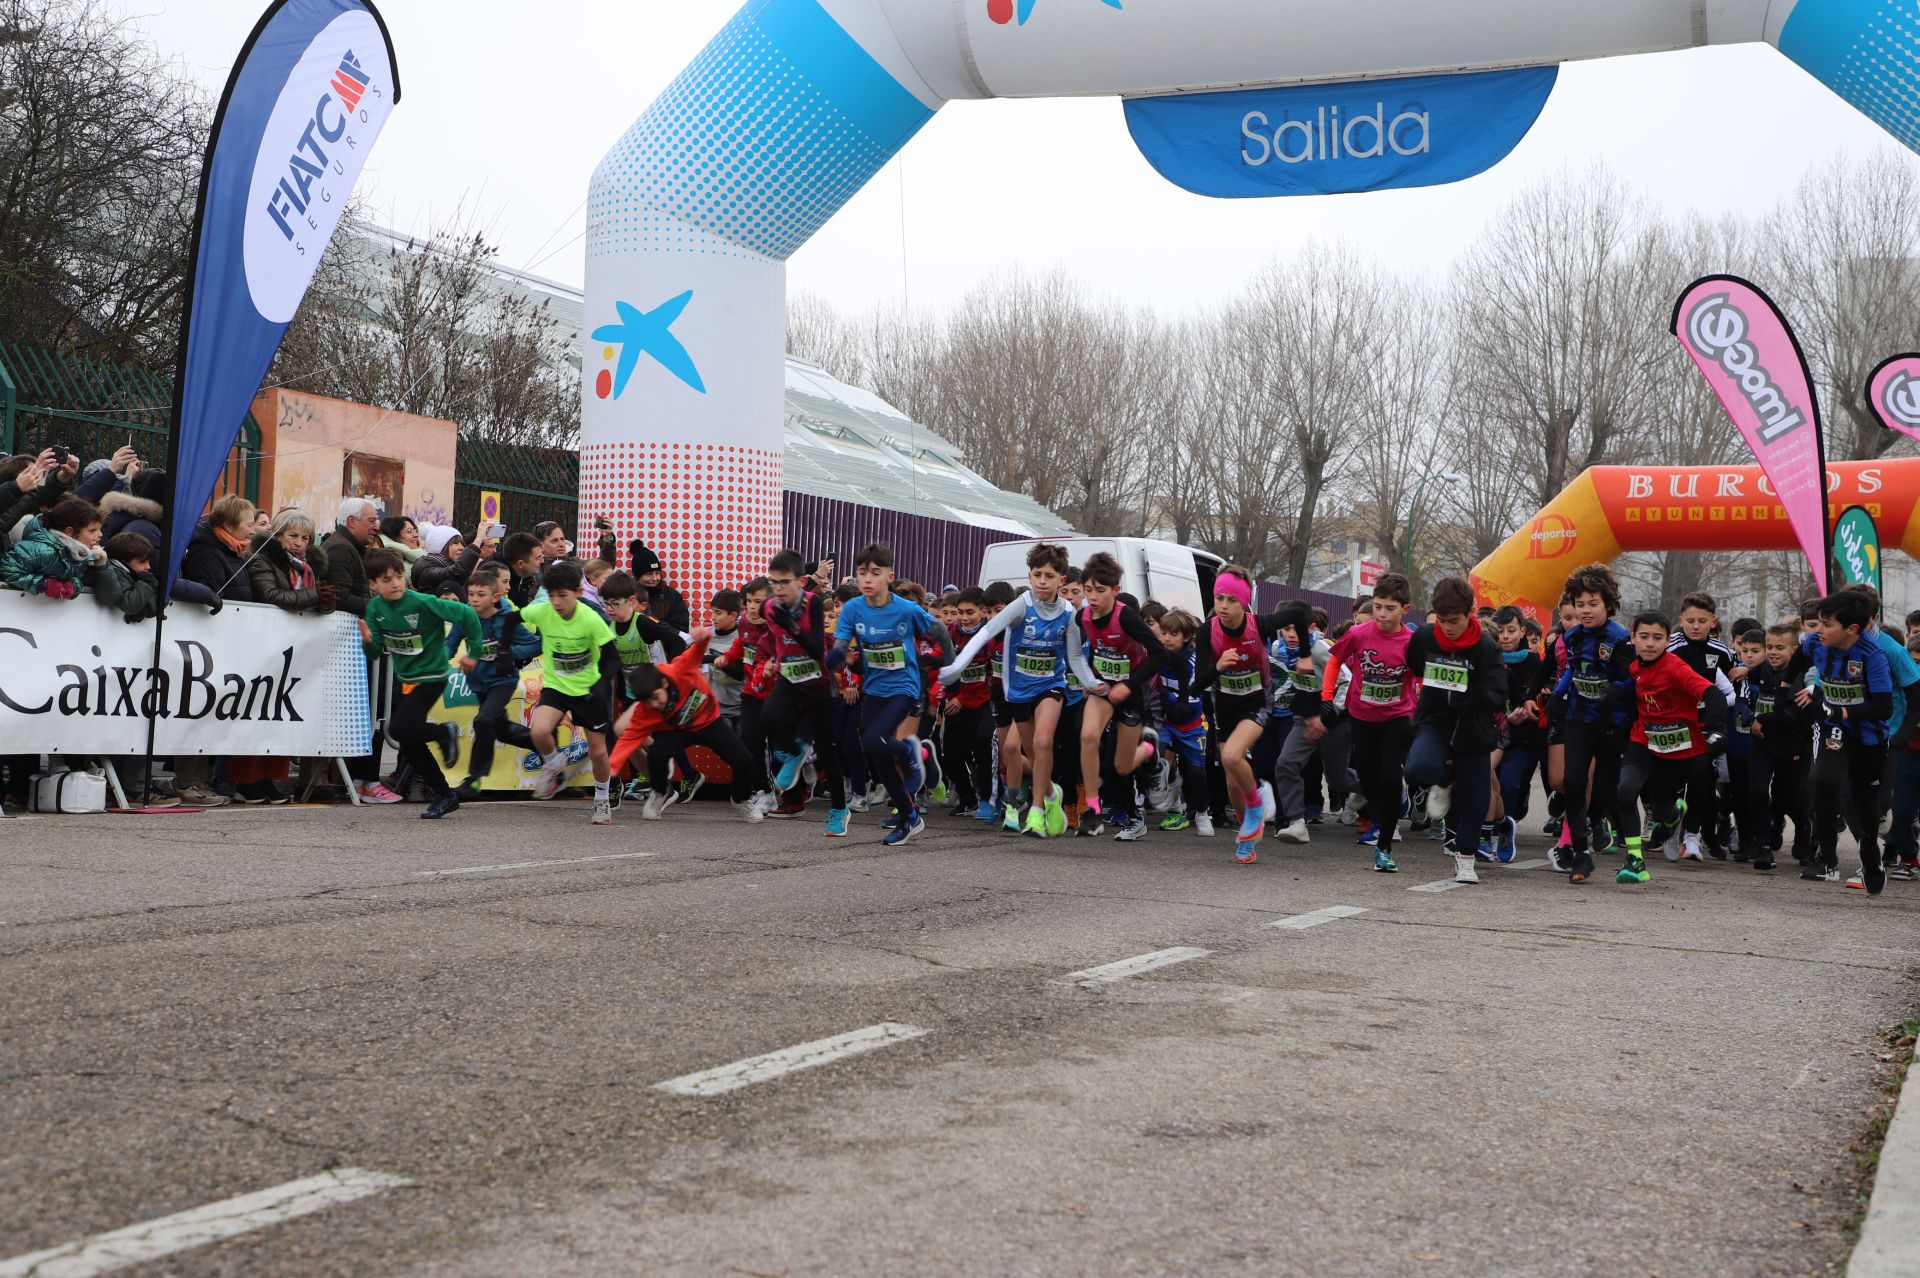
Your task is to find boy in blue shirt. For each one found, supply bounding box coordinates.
[452,562,542,796]
[1798,589,1907,892]
[829,542,953,846]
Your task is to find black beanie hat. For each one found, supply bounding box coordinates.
[629,540,663,576]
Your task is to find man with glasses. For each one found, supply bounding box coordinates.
[324,497,402,803]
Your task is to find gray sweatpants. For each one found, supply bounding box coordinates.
[1274,716,1353,826]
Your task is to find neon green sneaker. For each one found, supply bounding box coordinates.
[1002,802,1023,832]
[1160,811,1192,831]
[1042,784,1067,838]
[930,780,948,804]
[1616,854,1650,885]
[1023,805,1048,838]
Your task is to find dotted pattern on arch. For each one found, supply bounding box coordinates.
[1782,0,1920,152]
[580,442,783,628]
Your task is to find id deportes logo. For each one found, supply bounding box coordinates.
[1526,513,1577,561]
[987,0,1121,27]
[1241,102,1431,166]
[1878,369,1920,430]
[1684,294,1808,445]
[263,51,372,242]
[592,291,707,400]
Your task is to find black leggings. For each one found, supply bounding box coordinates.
[1563,717,1624,853]
[1813,736,1887,870]
[1749,750,1810,860]
[466,683,533,781]
[647,722,764,802]
[942,704,990,806]
[762,679,847,807]
[389,681,450,797]
[1616,744,1688,840]
[1349,717,1414,852]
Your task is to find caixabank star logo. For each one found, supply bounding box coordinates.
[591,290,706,400]
[988,0,1123,26]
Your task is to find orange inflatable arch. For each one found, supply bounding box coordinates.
[1470,461,1920,622]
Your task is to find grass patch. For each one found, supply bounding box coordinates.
[1847,1013,1920,1239]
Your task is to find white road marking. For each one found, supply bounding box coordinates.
[0,1168,409,1278]
[1502,858,1550,870]
[414,852,656,877]
[1267,905,1369,930]
[653,1022,929,1097]
[1057,946,1214,987]
[1409,880,1464,893]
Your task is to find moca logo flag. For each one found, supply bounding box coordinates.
[1867,352,1920,446]
[1670,274,1829,594]
[163,0,399,600]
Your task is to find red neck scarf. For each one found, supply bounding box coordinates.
[1435,616,1483,652]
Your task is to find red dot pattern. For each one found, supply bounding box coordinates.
[579,441,784,627]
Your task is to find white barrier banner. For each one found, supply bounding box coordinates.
[0,591,371,757]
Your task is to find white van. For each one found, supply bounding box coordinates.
[978,537,1225,616]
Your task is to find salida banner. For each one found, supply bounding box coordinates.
[0,593,371,757]
[1670,275,1829,593]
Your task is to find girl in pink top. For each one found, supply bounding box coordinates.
[1330,572,1419,871]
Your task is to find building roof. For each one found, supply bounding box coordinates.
[351,225,1074,538]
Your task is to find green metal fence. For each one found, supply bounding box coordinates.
[452,437,579,536]
[0,343,260,503]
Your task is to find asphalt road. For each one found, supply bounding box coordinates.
[2,793,1915,1277]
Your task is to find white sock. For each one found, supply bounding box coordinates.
[593,780,609,802]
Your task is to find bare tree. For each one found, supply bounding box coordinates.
[273,216,580,447]
[1766,152,1920,461]
[0,0,207,363]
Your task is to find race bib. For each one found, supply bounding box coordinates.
[675,689,710,727]
[1423,660,1470,694]
[864,641,907,670]
[1218,669,1263,698]
[1093,652,1131,682]
[553,648,592,675]
[1572,673,1609,701]
[1290,668,1318,693]
[1015,648,1056,678]
[1824,680,1864,707]
[1360,676,1403,706]
[1755,694,1775,718]
[1646,722,1692,755]
[780,655,822,683]
[961,661,990,684]
[477,638,499,663]
[383,630,424,657]
[991,652,1005,678]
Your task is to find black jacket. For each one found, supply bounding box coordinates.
[179,522,254,603]
[319,526,371,616]
[413,544,479,599]
[1403,625,1508,753]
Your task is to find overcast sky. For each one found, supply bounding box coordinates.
[134,0,1918,319]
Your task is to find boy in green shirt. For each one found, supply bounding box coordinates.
[520,560,619,823]
[360,548,482,819]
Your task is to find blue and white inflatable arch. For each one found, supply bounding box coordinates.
[582,0,1920,612]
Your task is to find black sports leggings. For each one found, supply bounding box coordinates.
[1563,717,1624,852]
[1616,744,1688,840]
[647,723,764,802]
[1349,717,1413,852]
[762,678,847,807]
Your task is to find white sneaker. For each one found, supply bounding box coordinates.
[1682,833,1704,862]
[591,800,612,826]
[641,790,670,821]
[847,794,870,814]
[534,761,566,800]
[1657,839,1678,862]
[736,791,771,823]
[1454,853,1480,884]
[1337,794,1364,826]
[1259,781,1276,818]
[1275,818,1311,845]
[1194,813,1216,838]
[1427,785,1452,820]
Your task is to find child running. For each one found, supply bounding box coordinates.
[611,632,775,823]
[1612,609,1727,885]
[360,548,481,819]
[520,561,619,823]
[1076,553,1169,843]
[759,549,850,833]
[1402,577,1509,884]
[1328,573,1420,872]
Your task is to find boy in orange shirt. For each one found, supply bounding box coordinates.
[611,630,775,822]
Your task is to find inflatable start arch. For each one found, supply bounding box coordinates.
[1470,461,1920,621]
[582,0,1920,609]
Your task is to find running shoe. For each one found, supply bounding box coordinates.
[1592,820,1619,857]
[421,791,461,820]
[1426,784,1453,820]
[1238,798,1265,843]
[439,722,462,770]
[1800,862,1825,881]
[1543,815,1563,838]
[1077,813,1106,838]
[1681,832,1705,862]
[1003,802,1023,833]
[769,796,808,818]
[1357,826,1379,847]
[676,774,706,807]
[1193,814,1216,837]
[884,812,924,846]
[622,778,649,801]
[974,799,996,823]
[1863,858,1888,896]
[847,794,870,814]
[1274,819,1310,845]
[1234,840,1257,865]
[1752,856,1776,872]
[1454,853,1479,884]
[772,748,806,793]
[1305,807,1324,825]
[1650,800,1689,856]
[734,792,769,823]
[533,765,565,801]
[1475,833,1497,863]
[824,807,850,838]
[1616,854,1650,885]
[929,780,948,805]
[1891,863,1919,881]
[359,781,404,804]
[1259,782,1277,821]
[591,799,613,826]
[1569,849,1595,884]
[1023,806,1048,839]
[1160,811,1192,832]
[1337,794,1364,826]
[1373,849,1398,873]
[1043,785,1067,838]
[1114,816,1148,842]
[1546,843,1570,874]
[641,790,671,821]
[1496,816,1519,863]
[882,809,904,831]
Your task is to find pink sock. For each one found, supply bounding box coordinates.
[1556,822,1573,849]
[1247,790,1262,810]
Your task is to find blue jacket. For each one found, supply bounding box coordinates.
[453,602,542,694]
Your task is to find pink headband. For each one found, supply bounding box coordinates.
[1216,573,1252,609]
